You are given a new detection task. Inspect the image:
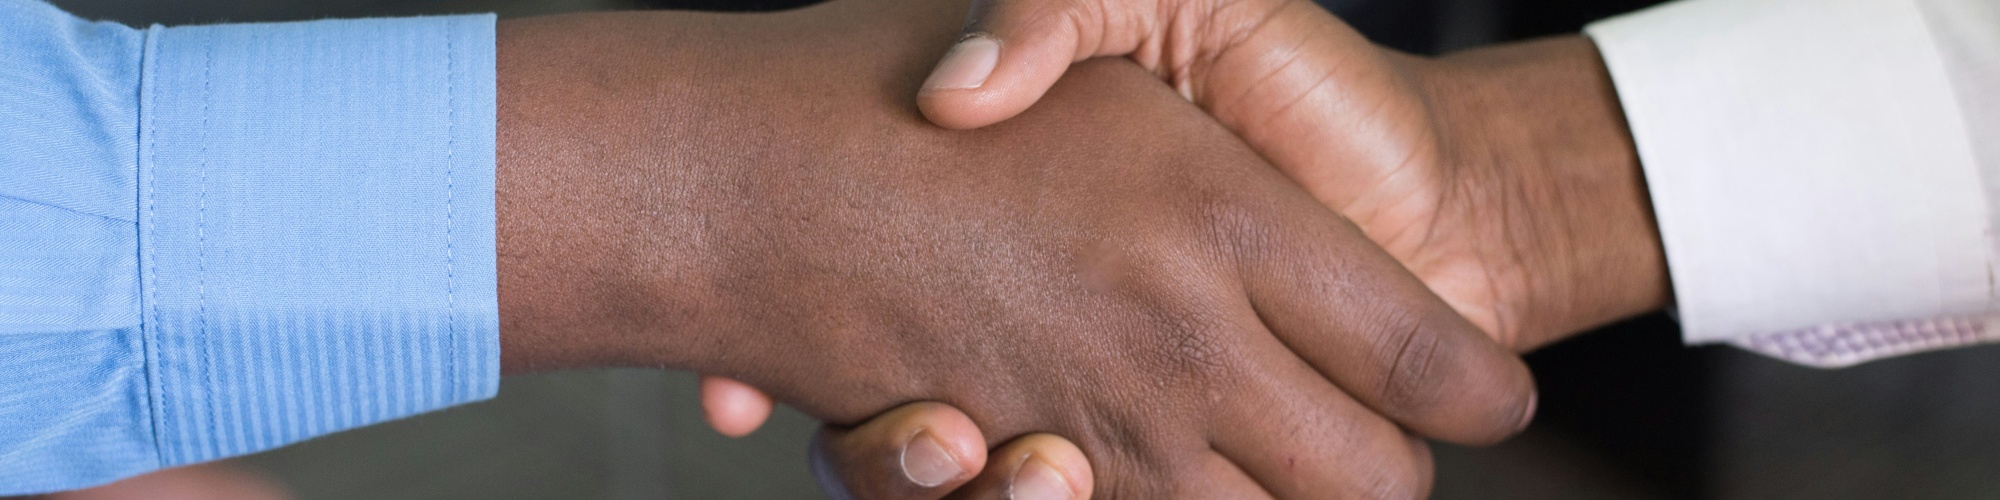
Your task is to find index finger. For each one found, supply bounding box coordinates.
[1233,196,1537,445]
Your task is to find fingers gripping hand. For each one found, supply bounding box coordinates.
[924,0,1532,446]
[701,380,1097,500]
[811,404,1095,500]
[916,0,1371,132]
[513,3,1543,496]
[637,22,1532,492]
[698,54,1531,495]
[917,0,1242,129]
[915,0,1447,283]
[917,0,1588,364]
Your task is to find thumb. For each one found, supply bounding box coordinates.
[917,0,1129,129]
[809,402,989,500]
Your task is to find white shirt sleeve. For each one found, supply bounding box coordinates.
[1584,0,2000,367]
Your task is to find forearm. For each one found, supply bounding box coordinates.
[1414,36,1670,348]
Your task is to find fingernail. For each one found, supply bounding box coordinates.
[1008,457,1073,500]
[901,431,962,488]
[922,35,1000,91]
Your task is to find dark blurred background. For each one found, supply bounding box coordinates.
[45,0,2000,498]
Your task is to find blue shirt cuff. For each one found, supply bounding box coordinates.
[138,14,500,467]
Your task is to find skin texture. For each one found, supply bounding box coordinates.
[741,2,1674,497]
[915,0,1669,350]
[492,0,1539,496]
[1398,38,1668,349]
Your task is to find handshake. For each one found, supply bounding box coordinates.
[495,0,1669,497]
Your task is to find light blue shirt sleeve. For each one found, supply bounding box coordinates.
[0,0,500,493]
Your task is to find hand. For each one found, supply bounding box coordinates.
[915,0,1672,351]
[492,0,1536,496]
[705,4,1672,496]
[701,376,1097,499]
[810,402,1093,500]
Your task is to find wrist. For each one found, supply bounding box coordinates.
[493,13,737,373]
[491,3,974,373]
[1411,36,1670,349]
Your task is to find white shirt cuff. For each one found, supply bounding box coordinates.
[1584,0,1990,355]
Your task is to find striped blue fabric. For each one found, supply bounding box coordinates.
[0,0,500,493]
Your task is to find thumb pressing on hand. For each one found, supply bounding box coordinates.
[916,0,1334,131]
[917,0,1162,129]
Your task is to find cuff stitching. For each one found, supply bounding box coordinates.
[442,20,460,403]
[193,31,222,461]
[140,24,168,468]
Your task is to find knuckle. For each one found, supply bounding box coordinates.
[1108,268,1247,391]
[1100,471,1176,500]
[1071,424,1174,500]
[1373,306,1534,443]
[1376,306,1449,417]
[1168,316,1231,377]
[1194,192,1288,262]
[1135,303,1240,390]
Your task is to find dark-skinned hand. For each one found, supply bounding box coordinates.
[706,0,1673,496]
[493,0,1539,497]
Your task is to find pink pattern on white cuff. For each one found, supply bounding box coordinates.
[1728,314,2000,368]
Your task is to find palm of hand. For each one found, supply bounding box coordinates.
[1151,0,1535,350]
[1177,3,1667,353]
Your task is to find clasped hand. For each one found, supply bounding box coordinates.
[494,0,1578,497]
